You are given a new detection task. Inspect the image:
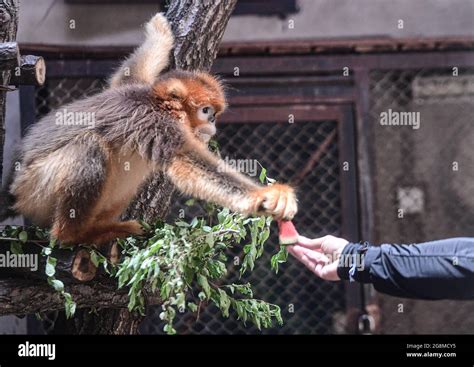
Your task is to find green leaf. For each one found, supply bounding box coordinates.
[217,289,231,318]
[187,302,198,313]
[253,315,262,330]
[160,282,171,300]
[45,257,57,277]
[176,292,186,310]
[10,241,23,255]
[259,228,270,244]
[259,167,267,184]
[164,324,177,335]
[271,246,288,274]
[205,233,214,247]
[47,278,64,292]
[183,267,194,285]
[185,199,196,207]
[175,221,190,227]
[90,251,100,267]
[18,231,28,243]
[49,238,57,248]
[197,275,211,299]
[139,220,151,232]
[65,299,76,319]
[42,247,52,256]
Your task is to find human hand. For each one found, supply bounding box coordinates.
[287,235,349,281]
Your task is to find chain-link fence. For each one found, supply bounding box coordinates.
[34,76,349,334]
[369,68,474,334]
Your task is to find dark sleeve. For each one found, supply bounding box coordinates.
[337,237,474,300]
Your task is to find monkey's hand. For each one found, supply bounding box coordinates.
[252,183,298,221]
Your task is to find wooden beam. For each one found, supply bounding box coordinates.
[10,55,46,86]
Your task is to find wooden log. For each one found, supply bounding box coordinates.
[10,54,46,86]
[71,248,97,281]
[0,278,161,316]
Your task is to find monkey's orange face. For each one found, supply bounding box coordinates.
[183,73,226,143]
[153,70,226,143]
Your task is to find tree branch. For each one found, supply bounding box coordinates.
[0,278,160,316]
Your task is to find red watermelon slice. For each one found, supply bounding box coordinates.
[277,220,299,245]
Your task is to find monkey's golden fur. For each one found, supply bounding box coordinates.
[6,71,296,246]
[1,14,297,246]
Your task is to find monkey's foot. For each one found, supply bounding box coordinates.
[146,12,173,40]
[52,220,144,246]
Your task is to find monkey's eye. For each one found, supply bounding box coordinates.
[198,105,215,122]
[200,106,213,115]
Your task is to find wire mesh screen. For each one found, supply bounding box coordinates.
[369,68,474,334]
[36,78,105,118]
[34,77,348,334]
[142,120,346,334]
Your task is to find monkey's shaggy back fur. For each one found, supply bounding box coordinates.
[1,84,185,224]
[22,84,184,166]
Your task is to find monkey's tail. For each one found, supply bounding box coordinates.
[0,188,16,221]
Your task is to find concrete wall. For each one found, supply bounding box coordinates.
[17,0,474,46]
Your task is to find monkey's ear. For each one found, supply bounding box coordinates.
[153,78,188,101]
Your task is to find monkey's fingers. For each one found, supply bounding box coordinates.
[282,190,298,220]
[259,184,297,220]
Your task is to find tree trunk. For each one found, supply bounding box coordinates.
[0,0,18,184]
[54,0,237,335]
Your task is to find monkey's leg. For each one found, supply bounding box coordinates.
[73,220,144,246]
[53,211,144,246]
[50,142,110,245]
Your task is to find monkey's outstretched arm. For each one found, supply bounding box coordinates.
[109,13,174,87]
[166,146,297,220]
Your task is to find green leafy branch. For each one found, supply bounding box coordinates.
[96,207,282,334]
